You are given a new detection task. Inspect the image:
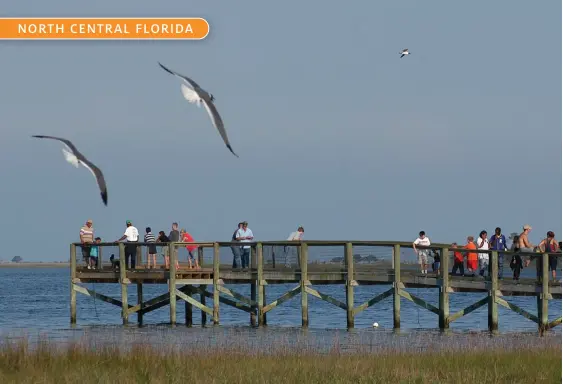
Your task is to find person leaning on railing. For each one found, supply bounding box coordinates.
[537,231,560,282]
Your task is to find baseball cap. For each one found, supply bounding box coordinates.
[523,224,532,230]
[126,220,132,225]
[86,219,93,223]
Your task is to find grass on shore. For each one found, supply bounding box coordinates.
[0,340,560,384]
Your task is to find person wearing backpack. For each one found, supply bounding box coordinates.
[489,227,508,279]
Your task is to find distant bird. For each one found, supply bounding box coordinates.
[400,49,410,58]
[158,62,239,158]
[31,135,108,206]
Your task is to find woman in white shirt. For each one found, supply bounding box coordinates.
[477,230,490,277]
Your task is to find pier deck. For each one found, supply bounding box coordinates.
[69,240,562,333]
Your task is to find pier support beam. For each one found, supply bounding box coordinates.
[200,285,207,326]
[257,243,265,326]
[185,287,193,327]
[301,243,309,327]
[345,242,354,329]
[119,243,128,325]
[539,253,549,334]
[70,244,77,325]
[213,243,220,325]
[439,246,450,330]
[488,251,499,332]
[250,246,257,326]
[393,244,401,329]
[137,283,143,325]
[169,244,177,326]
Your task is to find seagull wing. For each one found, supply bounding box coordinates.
[158,62,203,90]
[32,135,108,206]
[181,83,202,105]
[201,99,239,158]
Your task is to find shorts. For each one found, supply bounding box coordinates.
[467,260,478,270]
[433,261,441,271]
[549,255,558,271]
[161,246,169,258]
[479,257,489,271]
[148,244,157,254]
[417,251,428,265]
[81,245,91,261]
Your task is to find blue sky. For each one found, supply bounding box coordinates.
[0,1,560,261]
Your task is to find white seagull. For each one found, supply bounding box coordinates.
[32,135,108,206]
[400,49,410,58]
[158,62,239,158]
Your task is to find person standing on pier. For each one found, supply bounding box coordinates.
[477,230,490,277]
[450,243,465,276]
[116,220,139,270]
[180,228,199,269]
[489,227,508,279]
[236,221,254,270]
[231,222,243,269]
[413,231,431,275]
[465,236,478,276]
[168,223,180,269]
[519,225,536,267]
[509,234,523,281]
[537,231,559,282]
[144,227,157,269]
[79,219,94,267]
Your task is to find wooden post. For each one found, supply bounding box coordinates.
[119,243,128,325]
[97,246,102,270]
[70,244,77,324]
[250,246,257,326]
[169,243,177,326]
[539,252,549,334]
[439,246,450,330]
[257,242,265,326]
[213,243,220,325]
[393,244,401,329]
[345,242,354,329]
[198,247,204,267]
[263,286,268,326]
[137,245,143,268]
[488,251,499,332]
[200,284,207,326]
[300,242,309,327]
[185,287,193,327]
[137,283,143,325]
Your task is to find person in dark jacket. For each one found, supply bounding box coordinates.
[510,235,523,282]
[231,222,243,269]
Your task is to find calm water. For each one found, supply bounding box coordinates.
[0,267,560,352]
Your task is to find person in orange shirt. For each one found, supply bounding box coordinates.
[465,236,478,276]
[451,242,465,276]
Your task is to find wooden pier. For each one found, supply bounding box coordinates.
[69,240,562,334]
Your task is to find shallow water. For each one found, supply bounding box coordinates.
[0,267,560,352]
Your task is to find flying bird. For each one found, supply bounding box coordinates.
[400,49,410,58]
[31,135,108,206]
[158,62,239,158]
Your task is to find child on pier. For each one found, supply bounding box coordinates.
[89,237,101,270]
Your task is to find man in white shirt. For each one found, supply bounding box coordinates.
[413,230,431,275]
[285,226,304,267]
[235,221,254,270]
[116,220,139,270]
[477,230,490,277]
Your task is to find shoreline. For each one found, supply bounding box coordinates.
[0,262,69,268]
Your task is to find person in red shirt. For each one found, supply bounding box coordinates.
[180,228,199,269]
[451,242,465,276]
[465,236,478,276]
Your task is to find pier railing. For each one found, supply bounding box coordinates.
[69,240,562,333]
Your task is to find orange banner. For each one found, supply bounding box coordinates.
[0,17,209,40]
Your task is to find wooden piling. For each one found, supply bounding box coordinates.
[137,283,143,325]
[249,246,257,326]
[488,251,499,332]
[345,242,354,329]
[393,244,401,329]
[70,244,77,324]
[198,247,204,268]
[539,252,549,334]
[300,242,309,327]
[213,243,220,325]
[185,287,193,327]
[439,246,450,330]
[257,243,265,326]
[200,284,208,326]
[119,243,128,325]
[169,244,177,326]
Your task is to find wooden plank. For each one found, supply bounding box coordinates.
[175,289,213,315]
[138,285,192,315]
[345,242,354,328]
[193,287,254,314]
[213,242,220,324]
[169,244,177,325]
[439,246,450,329]
[216,285,256,307]
[257,243,265,326]
[301,243,309,327]
[70,244,77,324]
[73,284,131,309]
[488,251,499,332]
[305,286,347,310]
[547,317,562,330]
[393,244,401,328]
[495,296,539,324]
[398,289,440,315]
[448,296,488,323]
[119,243,128,325]
[175,279,213,285]
[263,285,302,314]
[353,288,394,316]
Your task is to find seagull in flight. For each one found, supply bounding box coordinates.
[400,49,410,58]
[158,62,239,158]
[32,135,108,206]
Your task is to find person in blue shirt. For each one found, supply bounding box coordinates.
[489,227,508,279]
[89,237,102,270]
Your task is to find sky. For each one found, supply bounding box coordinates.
[0,1,560,261]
